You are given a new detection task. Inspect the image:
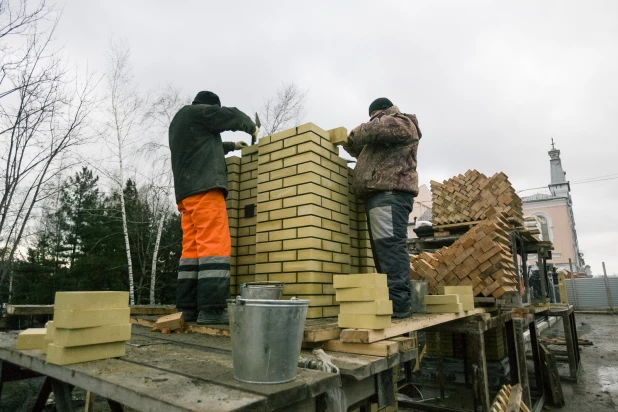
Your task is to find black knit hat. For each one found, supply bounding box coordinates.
[193,91,221,106]
[368,97,393,116]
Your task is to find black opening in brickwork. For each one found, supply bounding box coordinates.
[244,204,256,218]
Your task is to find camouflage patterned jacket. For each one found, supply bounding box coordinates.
[345,106,422,200]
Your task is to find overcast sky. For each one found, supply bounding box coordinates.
[53,0,618,275]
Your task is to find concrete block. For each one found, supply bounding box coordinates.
[16,328,46,350]
[338,314,391,329]
[339,300,393,315]
[54,324,132,347]
[53,308,130,329]
[54,292,128,310]
[333,273,387,289]
[335,287,389,302]
[46,341,126,366]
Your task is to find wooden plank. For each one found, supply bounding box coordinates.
[304,340,398,357]
[7,305,177,316]
[303,320,341,343]
[340,308,487,343]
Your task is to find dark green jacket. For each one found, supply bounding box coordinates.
[169,104,255,203]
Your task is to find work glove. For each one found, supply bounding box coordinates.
[235,141,248,150]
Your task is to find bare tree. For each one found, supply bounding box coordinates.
[100,41,146,305]
[142,85,188,304]
[259,83,307,136]
[0,14,99,294]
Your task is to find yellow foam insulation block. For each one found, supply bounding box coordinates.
[53,308,130,329]
[338,313,391,329]
[336,287,389,302]
[54,324,131,347]
[425,295,460,305]
[16,328,46,350]
[425,303,463,313]
[333,273,387,289]
[42,321,56,354]
[46,341,126,365]
[327,126,349,146]
[437,286,473,295]
[340,300,393,315]
[54,291,129,310]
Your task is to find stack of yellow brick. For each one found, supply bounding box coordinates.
[425,286,475,313]
[334,273,392,329]
[45,292,131,365]
[225,123,376,318]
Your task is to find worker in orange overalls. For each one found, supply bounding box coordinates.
[169,91,257,324]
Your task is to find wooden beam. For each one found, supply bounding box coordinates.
[304,340,399,357]
[7,305,177,316]
[340,308,487,343]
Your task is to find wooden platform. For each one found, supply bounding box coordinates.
[7,304,177,316]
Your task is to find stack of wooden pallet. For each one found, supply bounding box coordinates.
[410,211,519,297]
[334,273,392,329]
[431,170,523,227]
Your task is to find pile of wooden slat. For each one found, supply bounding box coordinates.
[410,211,519,297]
[490,384,530,412]
[431,170,523,227]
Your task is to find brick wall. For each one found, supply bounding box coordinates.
[227,123,375,318]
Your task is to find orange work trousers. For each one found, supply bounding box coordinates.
[176,190,231,312]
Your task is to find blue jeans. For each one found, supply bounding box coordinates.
[365,191,414,312]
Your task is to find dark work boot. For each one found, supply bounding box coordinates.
[182,310,198,323]
[197,308,229,325]
[392,308,412,319]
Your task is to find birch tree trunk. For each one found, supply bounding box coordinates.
[150,214,165,304]
[116,142,135,305]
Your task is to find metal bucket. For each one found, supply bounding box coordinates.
[410,280,428,313]
[228,296,309,384]
[240,281,284,300]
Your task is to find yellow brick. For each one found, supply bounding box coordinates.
[283,193,322,208]
[334,273,387,288]
[323,262,342,273]
[339,301,393,315]
[54,324,131,347]
[269,207,297,220]
[283,260,322,272]
[297,204,332,219]
[283,131,321,148]
[255,262,282,273]
[239,179,257,191]
[257,153,271,165]
[283,152,322,168]
[437,286,474,295]
[269,228,297,241]
[323,284,336,295]
[297,249,332,261]
[322,306,340,317]
[425,295,460,305]
[298,226,331,240]
[258,140,283,155]
[283,172,321,187]
[255,254,268,264]
[293,295,333,307]
[297,161,331,178]
[285,237,322,250]
[269,250,297,262]
[258,159,283,173]
[321,219,341,232]
[338,314,391,329]
[256,192,269,203]
[283,215,321,229]
[254,232,268,244]
[335,287,389,302]
[270,165,298,180]
[259,178,283,192]
[298,182,333,199]
[332,232,349,244]
[47,342,126,366]
[254,274,269,281]
[283,283,323,295]
[256,220,282,232]
[306,307,323,319]
[331,211,349,224]
[55,292,128,310]
[270,146,297,162]
[270,127,298,142]
[269,186,297,200]
[332,253,351,264]
[16,328,46,350]
[53,308,130,329]
[258,199,282,212]
[328,126,348,146]
[297,122,329,139]
[330,191,349,205]
[268,273,297,283]
[297,141,333,160]
[258,135,271,145]
[297,272,333,283]
[425,303,463,313]
[322,198,341,212]
[321,240,342,253]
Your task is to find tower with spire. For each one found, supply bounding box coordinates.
[548,138,570,198]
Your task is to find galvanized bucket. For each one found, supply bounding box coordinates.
[411,280,428,313]
[228,296,309,384]
[240,281,284,300]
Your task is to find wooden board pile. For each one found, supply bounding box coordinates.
[431,170,523,227]
[45,292,131,365]
[334,273,392,329]
[410,211,519,297]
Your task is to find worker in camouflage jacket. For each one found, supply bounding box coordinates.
[340,98,422,317]
[169,91,258,325]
